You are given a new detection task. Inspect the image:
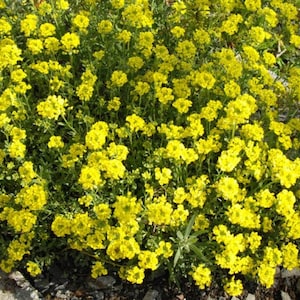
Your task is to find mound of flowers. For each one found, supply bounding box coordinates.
[0,0,299,296]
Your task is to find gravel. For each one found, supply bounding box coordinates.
[1,268,300,300]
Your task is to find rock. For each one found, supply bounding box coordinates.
[281,291,291,300]
[0,270,41,300]
[246,293,255,300]
[87,276,116,290]
[231,297,239,300]
[281,268,300,278]
[296,277,300,294]
[88,290,105,300]
[143,289,160,300]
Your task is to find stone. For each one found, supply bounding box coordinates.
[0,270,41,300]
[281,268,300,278]
[246,293,255,300]
[86,276,116,290]
[143,289,159,300]
[281,291,291,300]
[296,277,300,294]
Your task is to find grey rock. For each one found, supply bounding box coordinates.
[87,275,116,290]
[88,290,105,300]
[246,293,255,300]
[296,277,300,294]
[281,291,291,300]
[0,270,41,300]
[143,289,159,300]
[281,268,300,278]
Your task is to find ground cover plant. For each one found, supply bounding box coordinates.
[0,0,300,297]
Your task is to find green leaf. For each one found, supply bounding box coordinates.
[176,230,184,240]
[184,213,197,239]
[173,248,181,268]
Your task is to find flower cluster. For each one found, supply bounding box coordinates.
[0,0,299,296]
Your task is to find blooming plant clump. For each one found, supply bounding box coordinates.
[0,0,300,296]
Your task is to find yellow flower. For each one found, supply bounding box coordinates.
[11,69,27,83]
[193,28,210,46]
[134,81,150,96]
[116,30,131,43]
[18,161,37,184]
[191,264,212,289]
[48,136,64,148]
[276,189,296,218]
[192,71,216,89]
[93,50,105,60]
[0,42,22,71]
[126,114,145,132]
[122,4,153,28]
[249,26,272,45]
[138,251,159,270]
[94,203,111,220]
[217,150,241,172]
[27,261,41,277]
[97,20,113,34]
[8,141,26,158]
[155,167,172,185]
[61,32,80,53]
[215,177,244,203]
[20,14,38,37]
[244,0,261,11]
[226,203,260,229]
[199,100,223,121]
[107,238,140,260]
[44,37,60,53]
[171,26,185,38]
[71,212,93,237]
[0,0,6,8]
[15,184,47,210]
[73,14,89,32]
[146,200,173,225]
[56,0,69,10]
[113,194,141,221]
[175,40,196,60]
[242,45,260,63]
[172,98,192,114]
[85,129,107,150]
[39,23,56,37]
[51,215,72,237]
[110,70,128,87]
[10,127,26,141]
[111,0,125,9]
[78,165,103,190]
[224,277,243,296]
[255,189,275,208]
[247,232,262,253]
[260,7,278,27]
[125,266,145,284]
[1,208,37,233]
[257,263,276,288]
[91,261,108,278]
[219,14,243,35]
[155,241,173,258]
[127,56,144,71]
[281,243,299,270]
[37,95,68,120]
[155,87,174,105]
[0,17,11,35]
